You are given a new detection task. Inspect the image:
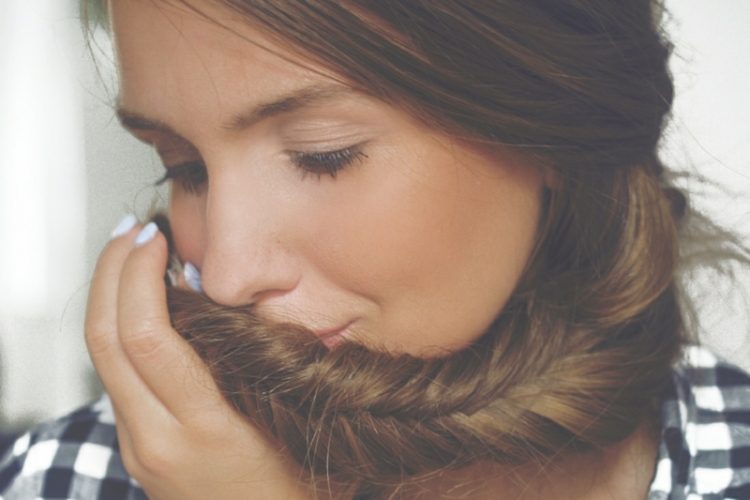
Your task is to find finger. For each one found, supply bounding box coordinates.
[110,399,174,490]
[85,216,143,381]
[110,403,138,476]
[116,223,225,422]
[87,218,177,432]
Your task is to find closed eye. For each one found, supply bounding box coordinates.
[290,146,368,180]
[153,145,368,191]
[154,160,208,194]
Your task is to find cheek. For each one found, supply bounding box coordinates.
[316,148,537,287]
[169,191,208,265]
[301,142,542,351]
[296,157,445,299]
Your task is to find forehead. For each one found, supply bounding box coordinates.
[109,0,341,132]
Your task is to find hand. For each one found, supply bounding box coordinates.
[84,217,314,500]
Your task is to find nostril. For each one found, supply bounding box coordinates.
[249,287,297,305]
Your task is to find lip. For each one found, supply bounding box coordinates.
[313,320,354,349]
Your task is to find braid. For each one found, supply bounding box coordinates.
[165,165,683,489]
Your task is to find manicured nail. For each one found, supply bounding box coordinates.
[183,262,203,292]
[110,214,138,239]
[134,222,159,247]
[166,267,180,287]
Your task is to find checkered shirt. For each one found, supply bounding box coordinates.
[0,345,748,500]
[0,397,145,500]
[648,346,750,499]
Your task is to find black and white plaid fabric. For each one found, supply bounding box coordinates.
[0,345,747,499]
[0,396,145,500]
[648,346,750,499]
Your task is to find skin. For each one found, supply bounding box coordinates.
[86,0,659,498]
[111,0,544,355]
[86,226,315,499]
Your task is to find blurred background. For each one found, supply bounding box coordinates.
[0,0,748,433]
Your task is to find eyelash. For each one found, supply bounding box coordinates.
[154,160,207,194]
[290,146,368,180]
[154,146,368,193]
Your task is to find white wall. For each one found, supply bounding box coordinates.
[0,0,89,428]
[659,0,750,368]
[0,0,747,430]
[0,0,164,429]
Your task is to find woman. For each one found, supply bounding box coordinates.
[1,0,749,498]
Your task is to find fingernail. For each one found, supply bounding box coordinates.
[166,267,180,287]
[183,262,203,292]
[134,222,159,247]
[110,214,138,239]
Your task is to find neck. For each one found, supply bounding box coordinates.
[389,423,659,500]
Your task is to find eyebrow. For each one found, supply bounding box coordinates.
[116,84,355,136]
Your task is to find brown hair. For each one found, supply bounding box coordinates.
[88,0,748,497]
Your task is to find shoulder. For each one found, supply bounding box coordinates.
[649,345,750,500]
[0,395,146,500]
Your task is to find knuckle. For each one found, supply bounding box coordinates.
[129,436,182,478]
[119,316,167,360]
[84,321,115,359]
[118,438,144,479]
[135,447,172,477]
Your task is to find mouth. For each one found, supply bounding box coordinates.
[313,320,354,349]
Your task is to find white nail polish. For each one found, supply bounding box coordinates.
[110,214,138,239]
[134,222,159,247]
[166,268,180,287]
[184,262,204,292]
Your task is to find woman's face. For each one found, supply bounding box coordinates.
[111,0,544,355]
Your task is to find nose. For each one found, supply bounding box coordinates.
[197,168,302,307]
